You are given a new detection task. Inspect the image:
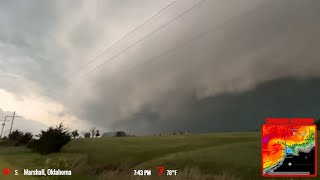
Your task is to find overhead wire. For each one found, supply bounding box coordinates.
[87,1,273,88]
[76,0,177,73]
[83,0,206,76]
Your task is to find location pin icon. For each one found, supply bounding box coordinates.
[3,168,10,175]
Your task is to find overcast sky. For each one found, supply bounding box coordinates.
[0,0,319,136]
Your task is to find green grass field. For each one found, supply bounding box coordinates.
[0,132,318,180]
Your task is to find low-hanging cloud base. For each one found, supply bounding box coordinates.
[108,77,320,134]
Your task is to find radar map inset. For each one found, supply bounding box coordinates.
[262,118,317,177]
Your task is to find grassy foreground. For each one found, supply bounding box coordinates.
[0,132,318,180]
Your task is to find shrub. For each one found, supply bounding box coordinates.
[8,130,23,146]
[26,139,38,149]
[20,132,33,145]
[7,130,32,146]
[28,123,71,154]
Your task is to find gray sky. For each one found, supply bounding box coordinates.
[0,0,319,135]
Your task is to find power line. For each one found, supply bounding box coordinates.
[84,0,206,76]
[28,1,268,103]
[77,0,177,72]
[35,1,268,100]
[88,0,271,87]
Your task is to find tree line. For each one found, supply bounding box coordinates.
[0,124,101,155]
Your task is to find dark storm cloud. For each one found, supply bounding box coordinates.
[111,77,320,134]
[75,0,320,133]
[1,0,320,133]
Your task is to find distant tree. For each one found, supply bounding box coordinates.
[82,131,91,138]
[7,130,32,146]
[8,130,23,143]
[71,130,79,139]
[81,131,86,137]
[85,132,91,138]
[90,127,96,138]
[173,130,177,135]
[95,130,100,138]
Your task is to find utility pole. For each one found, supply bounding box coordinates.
[0,116,11,138]
[9,111,21,135]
